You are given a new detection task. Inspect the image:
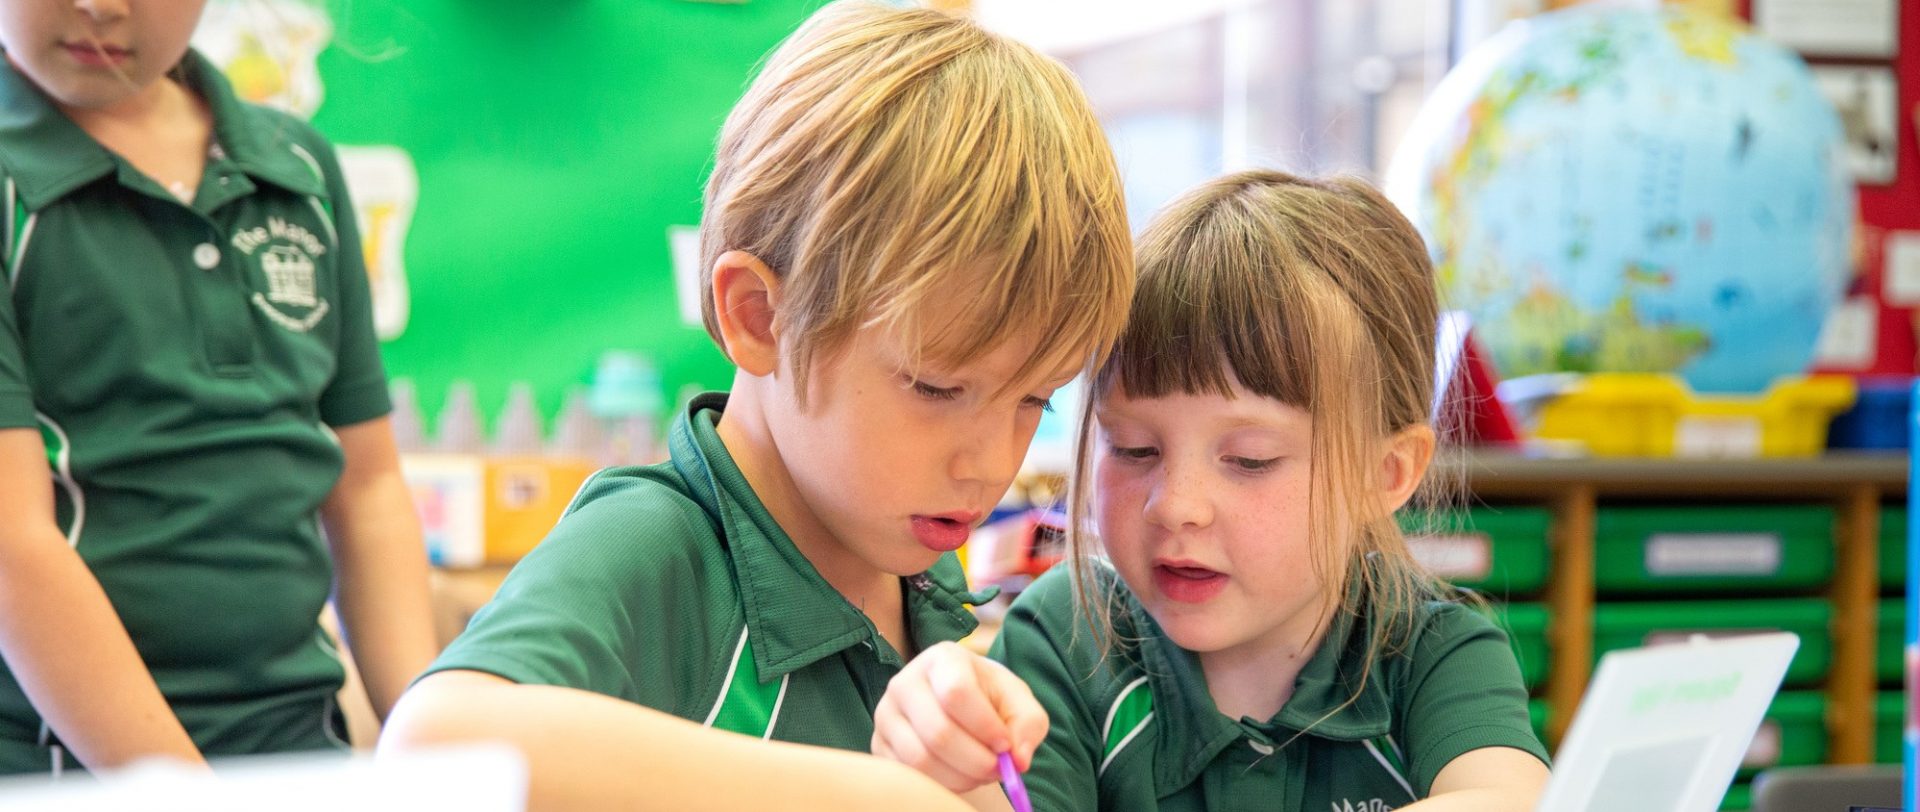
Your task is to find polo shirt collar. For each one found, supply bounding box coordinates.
[1133,587,1394,794]
[0,49,322,211]
[183,51,325,198]
[0,53,114,208]
[668,393,993,680]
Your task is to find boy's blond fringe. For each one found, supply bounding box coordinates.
[699,2,1133,398]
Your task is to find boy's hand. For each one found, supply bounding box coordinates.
[871,641,1049,794]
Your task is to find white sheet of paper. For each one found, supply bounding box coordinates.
[1535,632,1799,812]
[668,225,704,327]
[1883,231,1920,307]
[1812,66,1900,185]
[0,745,526,812]
[1812,296,1878,369]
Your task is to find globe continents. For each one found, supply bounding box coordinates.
[1388,7,1853,393]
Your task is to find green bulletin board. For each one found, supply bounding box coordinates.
[300,0,828,428]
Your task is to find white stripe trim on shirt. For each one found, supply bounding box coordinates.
[1363,737,1416,799]
[703,627,751,727]
[1097,676,1153,777]
[286,143,339,248]
[9,212,37,291]
[763,673,790,741]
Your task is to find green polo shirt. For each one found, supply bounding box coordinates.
[992,567,1549,811]
[0,52,388,771]
[428,393,994,749]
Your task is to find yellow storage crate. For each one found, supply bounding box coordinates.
[1535,374,1855,458]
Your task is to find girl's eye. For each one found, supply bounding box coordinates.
[911,380,961,401]
[1021,396,1055,413]
[1226,456,1279,473]
[1109,445,1157,461]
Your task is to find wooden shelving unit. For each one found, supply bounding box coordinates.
[1442,451,1909,762]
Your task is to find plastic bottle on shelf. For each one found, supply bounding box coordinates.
[590,351,664,466]
[493,382,545,456]
[434,380,486,454]
[550,386,603,462]
[388,377,428,454]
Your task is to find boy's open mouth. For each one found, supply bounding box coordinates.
[909,513,976,553]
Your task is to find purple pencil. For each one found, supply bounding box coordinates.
[997,752,1033,812]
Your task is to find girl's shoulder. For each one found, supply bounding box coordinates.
[1005,561,1144,640]
[1375,595,1526,690]
[996,563,1152,695]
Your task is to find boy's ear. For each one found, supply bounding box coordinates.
[710,251,781,377]
[1378,424,1436,513]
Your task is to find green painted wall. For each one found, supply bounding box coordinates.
[310,0,829,426]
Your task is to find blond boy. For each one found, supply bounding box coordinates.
[380,3,1131,809]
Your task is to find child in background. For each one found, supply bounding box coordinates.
[380,2,1132,810]
[0,0,437,774]
[872,170,1551,811]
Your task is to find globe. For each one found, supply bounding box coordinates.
[1387,7,1853,393]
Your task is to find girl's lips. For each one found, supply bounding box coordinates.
[1152,563,1228,603]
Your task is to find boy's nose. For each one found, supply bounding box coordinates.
[948,417,1025,489]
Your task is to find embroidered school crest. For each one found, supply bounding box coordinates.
[234,216,330,332]
[262,246,317,307]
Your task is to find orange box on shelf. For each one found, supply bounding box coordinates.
[402,453,598,567]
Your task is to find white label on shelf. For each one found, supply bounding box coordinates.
[1645,533,1783,576]
[1743,720,1783,768]
[1673,416,1763,459]
[1407,533,1494,580]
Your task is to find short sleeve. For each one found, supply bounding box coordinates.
[425,472,734,718]
[300,131,390,428]
[1399,603,1552,795]
[0,273,31,429]
[990,567,1105,812]
[0,180,32,430]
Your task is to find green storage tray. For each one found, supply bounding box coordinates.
[1402,506,1552,596]
[1881,507,1906,590]
[1593,600,1832,687]
[1493,602,1550,690]
[1737,692,1825,778]
[1878,599,1902,685]
[1720,782,1750,811]
[1595,505,1833,594]
[1874,691,1903,764]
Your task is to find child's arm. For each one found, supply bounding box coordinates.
[1398,746,1549,811]
[381,669,979,812]
[871,641,1047,810]
[319,416,438,721]
[0,429,206,769]
[1399,604,1553,809]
